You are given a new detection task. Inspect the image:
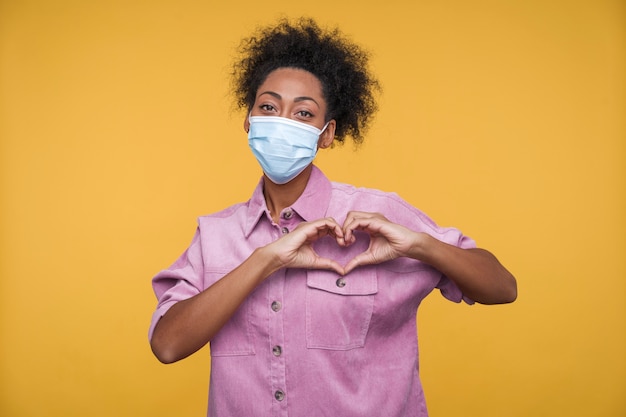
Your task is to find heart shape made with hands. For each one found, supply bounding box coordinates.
[311,230,373,275]
[290,211,409,275]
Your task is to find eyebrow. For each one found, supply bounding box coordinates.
[258,91,320,108]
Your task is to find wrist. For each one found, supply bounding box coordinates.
[252,244,284,277]
[408,232,435,262]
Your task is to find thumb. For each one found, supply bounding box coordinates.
[315,257,346,276]
[343,252,371,275]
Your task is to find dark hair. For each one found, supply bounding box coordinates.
[231,17,380,145]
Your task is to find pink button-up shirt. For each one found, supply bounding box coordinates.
[149,166,475,417]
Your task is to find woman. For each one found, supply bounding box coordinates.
[149,17,517,417]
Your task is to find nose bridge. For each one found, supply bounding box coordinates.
[278,107,292,119]
[278,98,298,119]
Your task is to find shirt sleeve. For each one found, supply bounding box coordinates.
[148,228,205,341]
[387,193,477,305]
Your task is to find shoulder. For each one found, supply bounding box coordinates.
[329,181,430,220]
[197,200,252,228]
[329,181,466,240]
[200,201,248,218]
[330,181,408,204]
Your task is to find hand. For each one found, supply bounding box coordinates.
[269,217,347,275]
[342,211,423,274]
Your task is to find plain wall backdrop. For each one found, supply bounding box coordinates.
[1,0,624,416]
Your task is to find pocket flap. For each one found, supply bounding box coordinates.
[306,268,378,296]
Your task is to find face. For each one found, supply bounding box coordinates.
[244,67,336,148]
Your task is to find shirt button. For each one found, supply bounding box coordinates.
[271,301,282,312]
[274,390,285,401]
[281,227,289,234]
[336,277,346,288]
[272,345,282,356]
[283,210,293,220]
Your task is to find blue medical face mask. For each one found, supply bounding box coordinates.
[248,116,329,184]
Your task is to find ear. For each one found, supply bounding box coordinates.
[318,119,336,149]
[243,116,250,133]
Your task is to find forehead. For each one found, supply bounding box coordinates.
[257,68,325,101]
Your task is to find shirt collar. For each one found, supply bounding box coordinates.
[244,165,332,237]
[291,165,332,221]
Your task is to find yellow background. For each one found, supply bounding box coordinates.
[1,0,624,416]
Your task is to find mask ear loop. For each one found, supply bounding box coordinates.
[316,121,334,152]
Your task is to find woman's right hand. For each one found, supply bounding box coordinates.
[151,217,347,364]
[267,217,347,276]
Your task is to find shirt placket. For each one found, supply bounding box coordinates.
[269,207,297,416]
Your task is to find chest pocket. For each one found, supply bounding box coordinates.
[306,268,378,350]
[206,270,256,357]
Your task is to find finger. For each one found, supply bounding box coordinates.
[298,218,344,242]
[345,210,374,219]
[315,219,346,245]
[342,215,363,243]
[343,251,373,275]
[343,217,380,243]
[342,211,385,239]
[343,211,365,230]
[345,211,386,223]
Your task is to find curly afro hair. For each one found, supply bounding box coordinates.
[231,17,380,145]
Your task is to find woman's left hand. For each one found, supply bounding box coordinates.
[342,211,423,274]
[341,211,517,304]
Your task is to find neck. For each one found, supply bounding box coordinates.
[263,165,313,223]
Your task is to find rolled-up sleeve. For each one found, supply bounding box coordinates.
[148,228,205,340]
[386,193,477,305]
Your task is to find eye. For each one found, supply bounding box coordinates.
[260,104,276,112]
[296,110,314,118]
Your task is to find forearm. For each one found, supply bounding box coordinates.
[413,234,517,304]
[150,245,282,364]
